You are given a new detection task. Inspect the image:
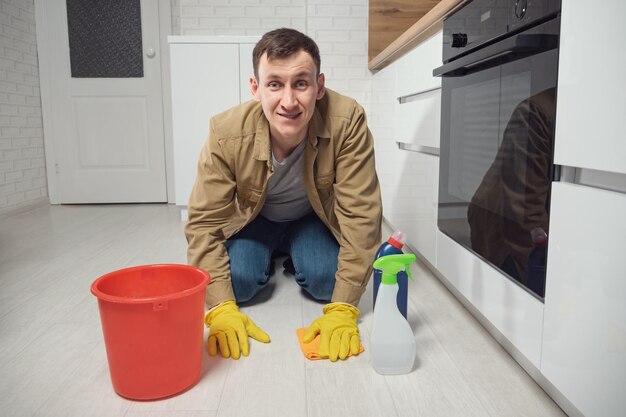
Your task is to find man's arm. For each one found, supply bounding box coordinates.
[331,102,383,306]
[185,121,237,308]
[186,121,271,359]
[303,102,382,361]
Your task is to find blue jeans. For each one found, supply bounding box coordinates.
[225,211,339,303]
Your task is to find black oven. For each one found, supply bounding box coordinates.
[434,0,561,299]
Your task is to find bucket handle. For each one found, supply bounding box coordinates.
[153,300,168,311]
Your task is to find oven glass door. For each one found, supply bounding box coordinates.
[438,20,559,299]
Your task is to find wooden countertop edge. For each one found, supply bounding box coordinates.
[368,0,468,72]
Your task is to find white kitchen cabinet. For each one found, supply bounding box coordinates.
[371,62,397,218]
[169,36,258,206]
[384,150,439,266]
[395,30,442,99]
[554,1,626,175]
[394,89,441,148]
[541,182,626,417]
[370,32,441,267]
[394,29,442,150]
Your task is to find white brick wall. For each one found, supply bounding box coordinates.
[0,0,46,216]
[173,0,372,113]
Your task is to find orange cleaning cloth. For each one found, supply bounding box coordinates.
[295,327,364,360]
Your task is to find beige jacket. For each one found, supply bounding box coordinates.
[185,89,382,308]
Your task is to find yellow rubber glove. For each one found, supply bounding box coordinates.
[303,303,361,362]
[204,301,270,359]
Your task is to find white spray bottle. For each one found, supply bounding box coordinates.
[370,253,417,375]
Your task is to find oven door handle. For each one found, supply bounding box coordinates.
[433,33,559,77]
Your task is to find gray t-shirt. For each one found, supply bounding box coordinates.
[260,139,312,222]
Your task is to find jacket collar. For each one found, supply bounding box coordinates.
[308,105,331,147]
[253,113,271,162]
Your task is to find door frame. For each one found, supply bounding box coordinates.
[35,0,175,204]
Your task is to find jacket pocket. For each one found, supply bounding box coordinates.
[315,171,335,201]
[236,185,262,209]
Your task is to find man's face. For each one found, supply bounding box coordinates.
[250,50,325,144]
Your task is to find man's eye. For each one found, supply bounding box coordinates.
[268,82,280,89]
[296,81,308,89]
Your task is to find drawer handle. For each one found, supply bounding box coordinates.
[397,86,441,103]
[396,141,440,156]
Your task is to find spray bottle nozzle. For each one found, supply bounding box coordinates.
[373,253,416,285]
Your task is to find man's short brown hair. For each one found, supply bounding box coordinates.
[252,28,321,79]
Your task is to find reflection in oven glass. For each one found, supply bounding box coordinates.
[449,72,533,203]
[466,88,556,297]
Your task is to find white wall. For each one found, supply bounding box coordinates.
[0,0,47,216]
[171,0,372,112]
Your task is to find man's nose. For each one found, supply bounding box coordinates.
[280,87,298,109]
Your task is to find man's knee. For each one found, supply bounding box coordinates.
[304,283,334,302]
[294,262,335,301]
[229,255,271,303]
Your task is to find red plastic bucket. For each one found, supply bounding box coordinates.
[91,264,210,400]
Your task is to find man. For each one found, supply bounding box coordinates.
[185,28,382,362]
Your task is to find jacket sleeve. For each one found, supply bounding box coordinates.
[331,103,383,306]
[185,121,237,308]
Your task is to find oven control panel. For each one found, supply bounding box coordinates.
[442,0,561,63]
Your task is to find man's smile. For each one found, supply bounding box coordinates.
[279,111,302,120]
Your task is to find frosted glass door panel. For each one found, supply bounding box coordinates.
[66,0,144,78]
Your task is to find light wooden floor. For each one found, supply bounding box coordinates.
[0,204,568,417]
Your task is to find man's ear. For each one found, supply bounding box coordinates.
[316,73,326,100]
[250,76,260,101]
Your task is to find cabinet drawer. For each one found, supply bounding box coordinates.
[394,88,441,148]
[382,148,439,266]
[542,182,626,417]
[395,30,442,99]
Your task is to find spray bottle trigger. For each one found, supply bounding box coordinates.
[405,266,414,281]
[374,253,417,285]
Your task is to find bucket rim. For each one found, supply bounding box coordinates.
[90,264,210,304]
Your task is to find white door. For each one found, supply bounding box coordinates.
[36,0,167,203]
